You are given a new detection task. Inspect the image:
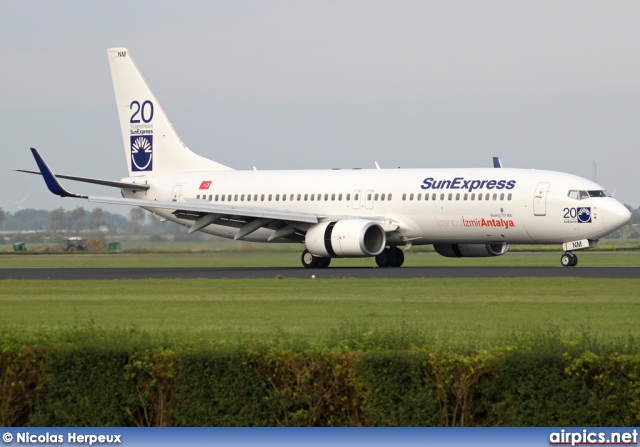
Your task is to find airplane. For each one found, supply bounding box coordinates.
[15,48,631,268]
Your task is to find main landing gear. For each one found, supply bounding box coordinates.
[561,252,578,267]
[301,250,331,268]
[300,247,406,268]
[375,246,405,268]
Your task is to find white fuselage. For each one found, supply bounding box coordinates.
[123,167,630,246]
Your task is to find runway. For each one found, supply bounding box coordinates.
[0,266,638,280]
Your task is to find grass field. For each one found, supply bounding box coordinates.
[2,277,639,348]
[1,249,638,348]
[1,249,640,268]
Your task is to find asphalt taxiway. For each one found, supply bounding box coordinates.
[0,266,638,280]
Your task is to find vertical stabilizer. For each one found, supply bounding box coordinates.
[107,48,232,176]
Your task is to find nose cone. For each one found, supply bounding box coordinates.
[604,199,631,233]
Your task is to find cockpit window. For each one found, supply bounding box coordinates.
[568,189,609,200]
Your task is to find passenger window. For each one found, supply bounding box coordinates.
[338,194,343,201]
[464,193,468,200]
[507,193,512,200]
[388,194,392,200]
[275,194,280,201]
[247,195,251,202]
[297,194,301,201]
[325,194,329,201]
[196,195,200,199]
[402,193,407,201]
[331,194,335,201]
[374,193,379,201]
[455,193,460,200]
[417,193,421,201]
[381,194,385,201]
[409,193,414,201]
[440,193,445,200]
[346,194,351,201]
[209,195,212,201]
[500,193,504,200]
[492,193,497,200]
[304,194,308,201]
[448,193,452,200]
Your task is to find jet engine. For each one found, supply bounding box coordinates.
[433,243,510,257]
[305,220,386,257]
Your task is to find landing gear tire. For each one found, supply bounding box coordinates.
[375,248,391,267]
[376,247,405,268]
[561,252,578,267]
[301,250,331,268]
[389,247,405,267]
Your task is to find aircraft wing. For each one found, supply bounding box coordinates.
[87,195,398,239]
[88,195,319,224]
[19,148,398,240]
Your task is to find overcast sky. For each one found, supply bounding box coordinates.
[1,1,639,214]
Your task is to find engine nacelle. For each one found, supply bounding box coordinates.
[305,220,386,257]
[433,243,510,258]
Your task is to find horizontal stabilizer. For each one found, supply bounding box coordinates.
[13,169,150,191]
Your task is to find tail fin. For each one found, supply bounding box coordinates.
[107,48,232,176]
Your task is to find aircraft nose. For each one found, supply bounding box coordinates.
[603,199,631,233]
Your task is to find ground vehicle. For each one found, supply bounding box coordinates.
[62,237,87,253]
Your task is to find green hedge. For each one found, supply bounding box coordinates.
[2,335,640,426]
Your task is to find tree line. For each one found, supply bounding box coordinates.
[0,207,177,235]
[1,204,639,238]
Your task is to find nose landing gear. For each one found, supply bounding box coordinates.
[561,252,578,267]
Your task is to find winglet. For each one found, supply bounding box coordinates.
[492,157,502,168]
[30,148,87,198]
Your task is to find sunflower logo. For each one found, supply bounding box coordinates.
[130,136,153,171]
[577,207,592,223]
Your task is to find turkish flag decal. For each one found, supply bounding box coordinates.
[199,180,212,190]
